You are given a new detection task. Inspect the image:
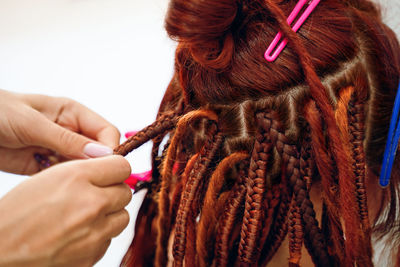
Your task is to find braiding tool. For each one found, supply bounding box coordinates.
[380,82,400,187]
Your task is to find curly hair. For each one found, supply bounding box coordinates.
[115,0,400,266]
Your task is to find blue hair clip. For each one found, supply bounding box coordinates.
[379,82,400,187]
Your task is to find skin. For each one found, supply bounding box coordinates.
[0,89,132,266]
[0,89,122,174]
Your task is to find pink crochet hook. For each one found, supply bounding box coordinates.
[264,0,320,62]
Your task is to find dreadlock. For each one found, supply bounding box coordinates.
[117,0,400,266]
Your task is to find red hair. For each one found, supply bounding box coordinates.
[116,0,400,266]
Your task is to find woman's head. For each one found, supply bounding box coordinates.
[117,0,400,265]
[164,0,399,167]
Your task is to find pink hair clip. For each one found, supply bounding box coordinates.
[264,0,320,62]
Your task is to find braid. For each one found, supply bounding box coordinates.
[214,166,247,266]
[299,123,342,265]
[257,112,292,266]
[267,112,332,266]
[288,196,303,267]
[120,0,400,264]
[348,94,370,231]
[300,125,313,192]
[114,111,179,156]
[119,113,178,266]
[186,130,229,266]
[336,86,373,266]
[258,183,281,255]
[259,189,289,265]
[176,152,194,265]
[264,1,362,263]
[256,113,291,266]
[303,101,337,209]
[185,208,197,266]
[155,110,218,267]
[170,154,199,227]
[238,112,274,264]
[304,101,344,263]
[151,89,185,182]
[160,110,218,184]
[167,154,199,266]
[172,123,224,266]
[197,152,248,267]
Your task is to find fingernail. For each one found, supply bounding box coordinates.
[83,143,113,158]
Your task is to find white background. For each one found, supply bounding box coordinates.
[0,1,398,266]
[0,0,175,266]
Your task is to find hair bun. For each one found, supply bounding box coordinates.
[165,0,238,70]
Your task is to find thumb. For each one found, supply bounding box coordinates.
[29,116,113,159]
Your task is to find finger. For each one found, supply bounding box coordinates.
[80,155,131,186]
[16,93,61,119]
[95,126,121,149]
[27,111,113,159]
[0,146,50,175]
[92,239,111,265]
[103,209,130,238]
[56,99,121,148]
[52,233,111,266]
[20,95,119,155]
[98,183,132,214]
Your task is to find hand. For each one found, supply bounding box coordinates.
[0,155,132,267]
[0,89,120,174]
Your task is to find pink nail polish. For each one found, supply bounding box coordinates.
[83,143,113,158]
